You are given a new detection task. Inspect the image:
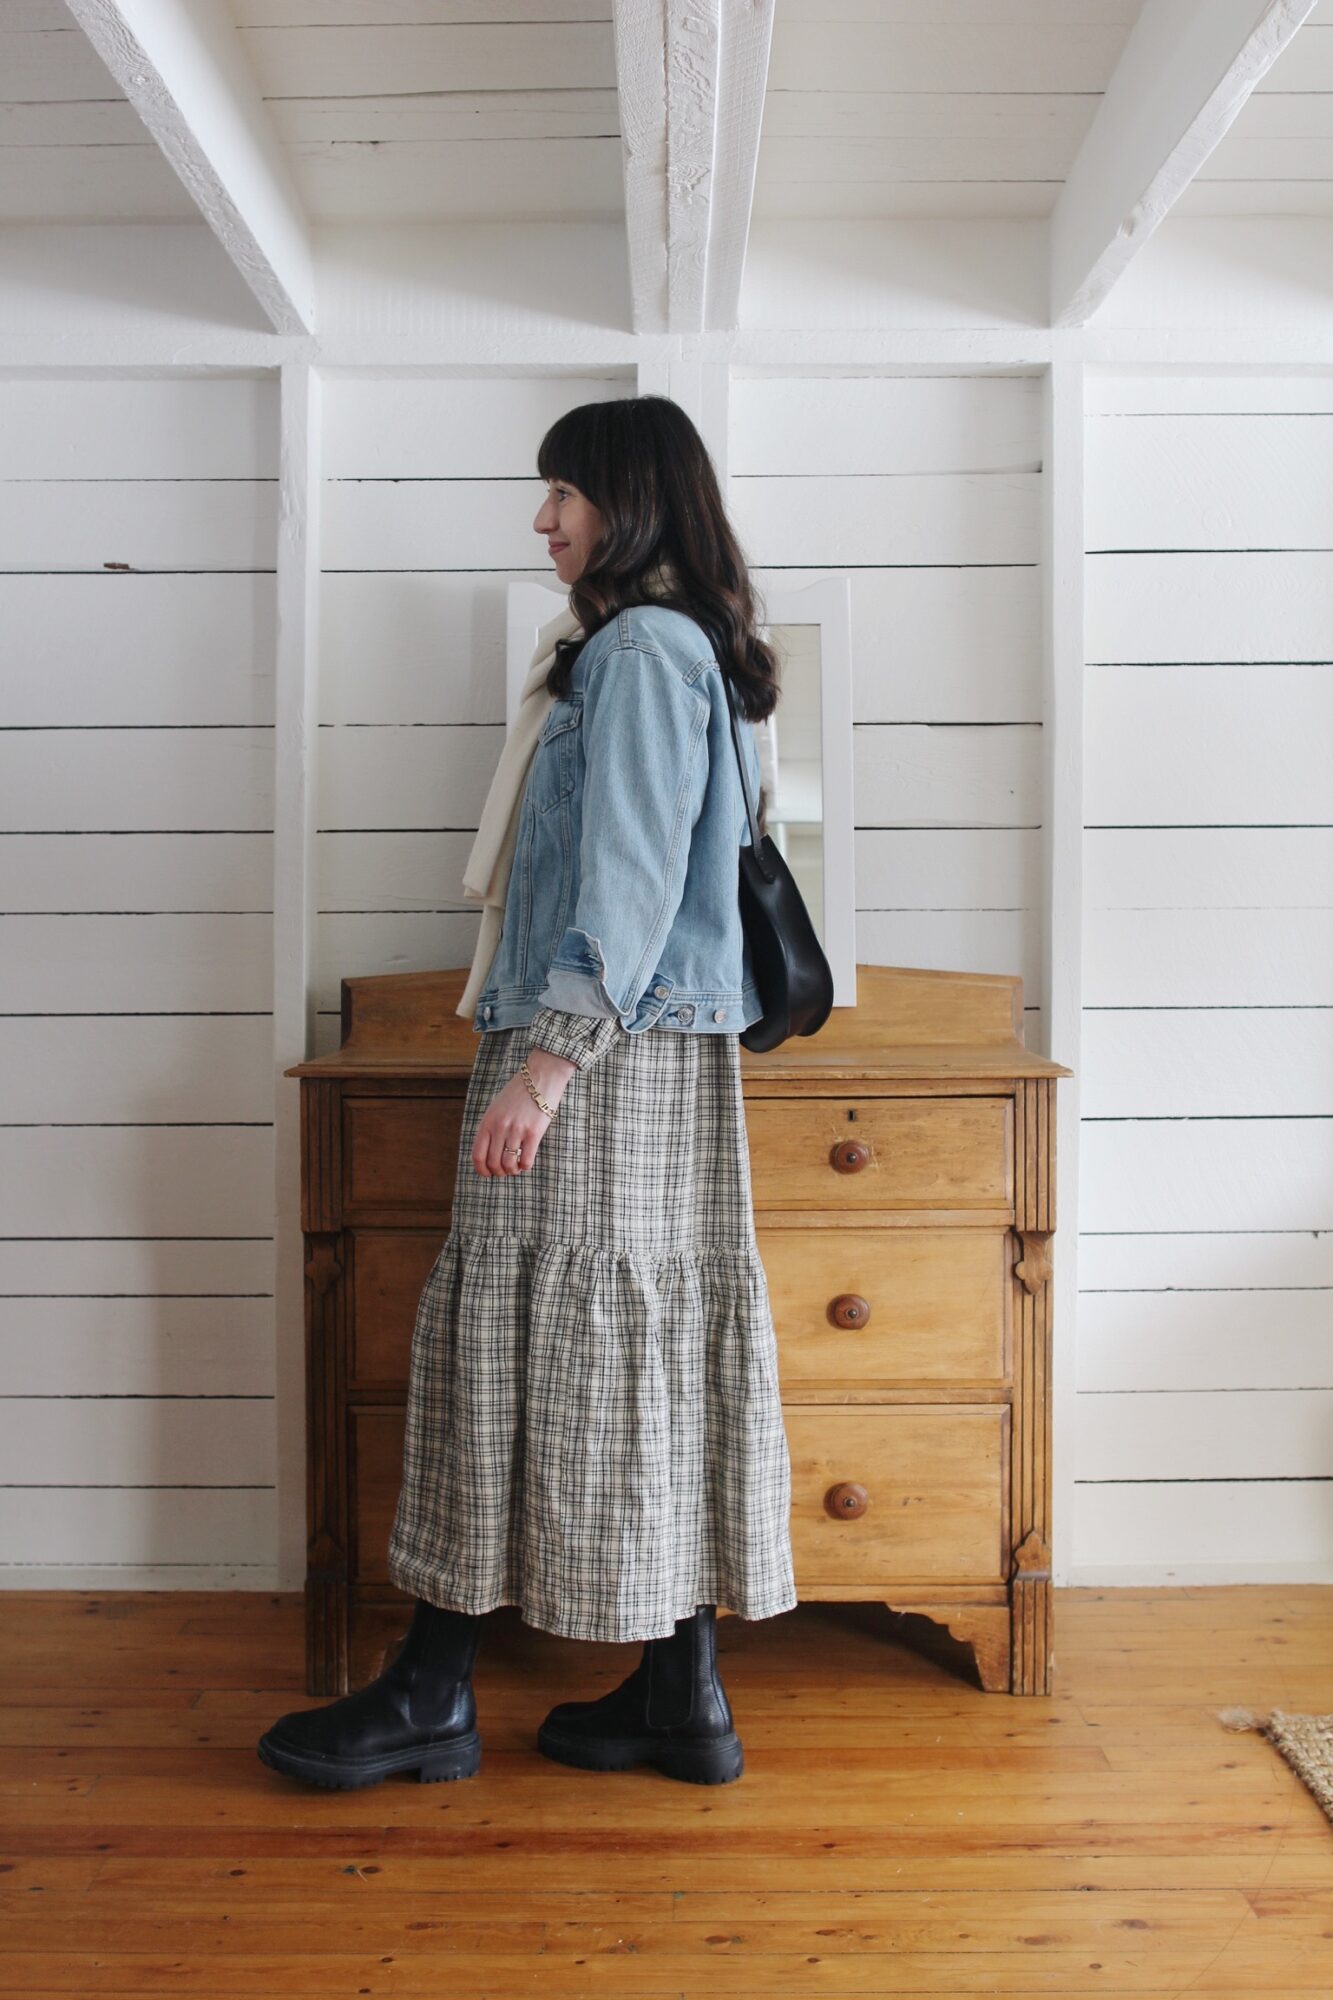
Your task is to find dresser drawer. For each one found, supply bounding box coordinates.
[348,1403,407,1587]
[342,1097,464,1214]
[350,1230,445,1387]
[346,1398,1010,1595]
[760,1226,1010,1387]
[746,1096,1012,1213]
[785,1404,1008,1586]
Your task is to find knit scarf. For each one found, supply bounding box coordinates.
[456,559,683,1021]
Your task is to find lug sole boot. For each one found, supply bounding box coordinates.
[536,1603,744,1785]
[257,1598,484,1789]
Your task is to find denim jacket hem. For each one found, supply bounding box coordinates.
[473,976,764,1037]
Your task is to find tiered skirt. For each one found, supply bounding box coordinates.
[386,1018,797,1643]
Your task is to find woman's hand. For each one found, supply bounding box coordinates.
[471,1047,577,1176]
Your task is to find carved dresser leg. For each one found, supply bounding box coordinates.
[1011,1528,1054,1694]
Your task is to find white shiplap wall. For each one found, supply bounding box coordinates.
[0,374,280,1584]
[1075,369,1333,1582]
[314,372,635,1049]
[729,372,1046,1041]
[8,350,1328,1589]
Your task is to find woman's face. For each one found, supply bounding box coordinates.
[534,475,604,585]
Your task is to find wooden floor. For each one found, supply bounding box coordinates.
[1,1587,1331,1996]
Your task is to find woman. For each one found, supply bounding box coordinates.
[258,395,796,1791]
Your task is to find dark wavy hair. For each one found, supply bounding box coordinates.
[536,397,781,754]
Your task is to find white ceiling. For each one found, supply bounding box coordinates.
[3,0,198,221]
[7,0,1333,228]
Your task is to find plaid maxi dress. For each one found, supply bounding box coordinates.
[386,1001,798,1644]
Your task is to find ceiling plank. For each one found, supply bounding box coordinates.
[614,0,775,334]
[63,0,316,334]
[1049,0,1319,326]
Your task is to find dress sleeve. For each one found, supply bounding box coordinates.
[525,1005,624,1073]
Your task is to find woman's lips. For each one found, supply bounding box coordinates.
[549,543,569,553]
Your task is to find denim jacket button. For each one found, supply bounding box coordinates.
[678,1003,694,1023]
[482,1005,492,1019]
[653,984,669,998]
[712,1007,726,1021]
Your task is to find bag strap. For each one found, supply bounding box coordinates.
[720,667,767,861]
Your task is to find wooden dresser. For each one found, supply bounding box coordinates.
[285,963,1071,1697]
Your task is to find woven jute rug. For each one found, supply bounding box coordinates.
[1218,1706,1333,1823]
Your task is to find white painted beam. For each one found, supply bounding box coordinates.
[700,0,772,332]
[63,0,317,335]
[614,0,670,334]
[613,0,774,335]
[1049,0,1318,327]
[702,0,773,331]
[665,0,720,332]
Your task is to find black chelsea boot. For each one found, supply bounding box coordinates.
[257,1597,484,1789]
[536,1603,743,1785]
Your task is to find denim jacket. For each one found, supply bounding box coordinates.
[472,601,764,1069]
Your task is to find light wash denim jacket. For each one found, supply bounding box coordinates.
[472,601,764,1070]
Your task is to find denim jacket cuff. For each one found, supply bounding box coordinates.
[535,947,623,1023]
[526,1006,623,1073]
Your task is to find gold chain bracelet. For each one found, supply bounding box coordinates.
[520,1057,558,1118]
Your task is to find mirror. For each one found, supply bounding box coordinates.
[753,622,824,927]
[507,573,856,1008]
[749,576,856,1006]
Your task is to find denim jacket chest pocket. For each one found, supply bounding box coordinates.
[527,695,582,814]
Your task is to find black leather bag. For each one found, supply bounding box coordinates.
[722,671,835,1052]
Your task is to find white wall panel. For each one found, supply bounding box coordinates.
[1,1128,275,1238]
[0,1488,276,1575]
[1077,374,1333,1582]
[1077,1288,1332,1393]
[1081,1119,1328,1235]
[313,912,483,1018]
[6,318,1326,1602]
[1085,664,1331,823]
[1077,1389,1333,1482]
[731,470,1039,567]
[0,731,273,832]
[1079,1009,1333,1118]
[1086,549,1333,663]
[0,1238,273,1296]
[0,916,271,1012]
[1,834,271,914]
[732,371,1046,1033]
[0,1018,274,1122]
[0,481,277,571]
[0,1300,275,1397]
[1084,909,1333,1007]
[1073,1482,1333,1582]
[313,370,633,1050]
[0,1398,273,1487]
[0,374,278,1587]
[0,574,276,727]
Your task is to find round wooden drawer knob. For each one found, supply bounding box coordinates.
[825,1481,870,1519]
[831,1139,871,1173]
[830,1292,871,1329]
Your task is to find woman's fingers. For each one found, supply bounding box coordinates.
[472,1108,509,1177]
[478,1115,515,1176]
[473,1100,548,1176]
[496,1124,530,1175]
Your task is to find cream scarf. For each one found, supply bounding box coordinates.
[456,560,682,1021]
